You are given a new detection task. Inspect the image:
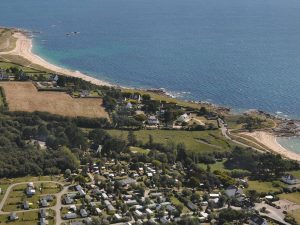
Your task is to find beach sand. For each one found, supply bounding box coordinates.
[0,31,111,86]
[242,131,300,161]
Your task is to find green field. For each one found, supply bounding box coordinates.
[130,146,150,155]
[3,182,61,212]
[0,28,17,52]
[108,129,235,153]
[198,160,229,172]
[278,192,300,205]
[289,209,300,225]
[0,210,54,225]
[246,180,284,193]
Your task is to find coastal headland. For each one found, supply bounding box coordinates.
[1,27,300,162]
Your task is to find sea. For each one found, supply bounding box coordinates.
[1,0,300,150]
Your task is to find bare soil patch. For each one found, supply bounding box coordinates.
[0,82,109,118]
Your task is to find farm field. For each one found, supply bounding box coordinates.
[108,129,234,153]
[0,82,108,118]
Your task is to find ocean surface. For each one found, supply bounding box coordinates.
[1,0,300,118]
[278,137,300,154]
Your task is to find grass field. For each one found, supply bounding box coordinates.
[129,146,150,155]
[198,160,229,172]
[3,182,60,212]
[289,209,300,224]
[0,82,108,118]
[108,129,234,153]
[246,180,284,193]
[278,192,300,205]
[0,28,17,52]
[0,210,54,225]
[3,183,60,210]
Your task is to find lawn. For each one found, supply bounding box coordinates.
[198,160,229,172]
[108,129,235,154]
[170,196,190,213]
[289,209,300,224]
[0,209,55,225]
[129,146,150,155]
[246,180,284,193]
[2,182,60,212]
[278,192,300,205]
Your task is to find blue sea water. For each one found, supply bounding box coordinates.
[2,0,300,152]
[1,0,300,118]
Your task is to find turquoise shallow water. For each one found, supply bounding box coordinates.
[277,137,300,154]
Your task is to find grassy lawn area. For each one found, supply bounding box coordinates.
[3,182,60,212]
[198,160,229,172]
[0,28,17,52]
[122,88,205,110]
[278,192,300,205]
[108,129,235,154]
[290,170,300,179]
[170,196,190,213]
[130,146,150,155]
[289,209,300,224]
[246,180,284,193]
[0,209,55,225]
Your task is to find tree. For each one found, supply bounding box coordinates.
[127,130,137,146]
[61,146,80,170]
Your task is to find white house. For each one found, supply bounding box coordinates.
[177,113,191,123]
[147,116,159,125]
[281,174,299,185]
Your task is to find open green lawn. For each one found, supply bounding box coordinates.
[129,146,150,155]
[108,129,235,153]
[289,209,300,225]
[170,196,190,213]
[246,180,284,193]
[3,182,60,212]
[278,192,300,205]
[290,170,300,179]
[198,160,229,172]
[0,210,55,225]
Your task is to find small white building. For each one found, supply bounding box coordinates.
[148,116,159,125]
[177,113,191,123]
[281,174,299,185]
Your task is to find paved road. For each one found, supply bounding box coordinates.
[219,120,265,153]
[0,180,71,225]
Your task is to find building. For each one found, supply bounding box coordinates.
[9,212,19,221]
[64,213,77,220]
[281,174,299,185]
[225,186,243,198]
[177,113,191,123]
[80,209,88,217]
[26,186,36,196]
[249,215,268,225]
[147,116,160,125]
[23,201,30,210]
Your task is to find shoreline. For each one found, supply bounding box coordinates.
[0,30,112,87]
[1,28,300,160]
[242,131,300,162]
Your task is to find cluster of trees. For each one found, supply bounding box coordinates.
[0,108,126,178]
[237,116,266,131]
[226,147,299,180]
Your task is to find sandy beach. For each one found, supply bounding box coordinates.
[0,31,111,86]
[242,131,300,161]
